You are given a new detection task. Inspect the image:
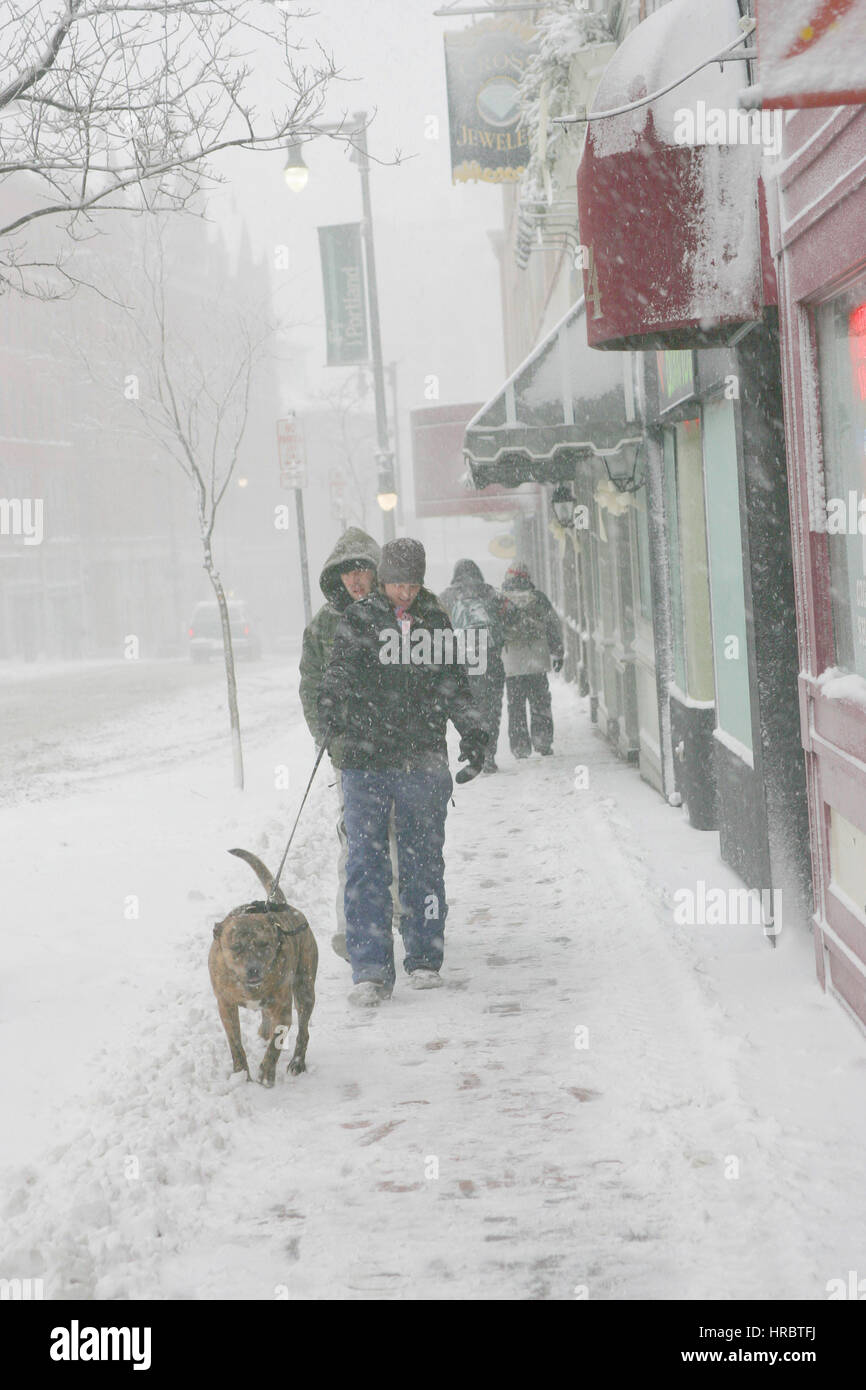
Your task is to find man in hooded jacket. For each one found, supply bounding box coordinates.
[439,558,508,773]
[299,526,398,960]
[499,562,564,758]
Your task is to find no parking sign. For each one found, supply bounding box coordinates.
[277,415,307,490]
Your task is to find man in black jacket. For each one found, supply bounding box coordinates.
[500,562,564,758]
[318,538,488,1006]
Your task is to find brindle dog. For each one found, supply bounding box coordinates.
[209,849,318,1087]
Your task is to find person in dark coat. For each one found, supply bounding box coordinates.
[439,558,508,773]
[318,538,488,1005]
[499,562,564,758]
[299,526,381,749]
[299,527,398,963]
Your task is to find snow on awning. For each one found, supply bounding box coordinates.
[463,297,639,489]
[757,0,866,108]
[576,0,772,352]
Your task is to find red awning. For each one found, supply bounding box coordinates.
[757,0,866,108]
[576,0,772,351]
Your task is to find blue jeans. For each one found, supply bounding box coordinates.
[341,767,453,987]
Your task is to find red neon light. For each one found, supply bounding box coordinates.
[849,301,866,404]
[784,0,857,59]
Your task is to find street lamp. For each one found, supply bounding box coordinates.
[551,483,577,528]
[595,438,645,494]
[283,143,309,192]
[375,449,397,514]
[284,113,397,542]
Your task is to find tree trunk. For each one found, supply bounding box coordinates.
[203,544,244,791]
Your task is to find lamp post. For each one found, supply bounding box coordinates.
[284,113,397,543]
[387,361,404,528]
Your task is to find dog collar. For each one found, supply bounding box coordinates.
[239,899,310,935]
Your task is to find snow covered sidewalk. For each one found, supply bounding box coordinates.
[3,660,866,1300]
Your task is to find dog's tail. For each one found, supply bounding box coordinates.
[228,848,287,905]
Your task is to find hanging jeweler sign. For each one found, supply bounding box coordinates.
[443,16,535,184]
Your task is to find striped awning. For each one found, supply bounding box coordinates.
[463,298,640,489]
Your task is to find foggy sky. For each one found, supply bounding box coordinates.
[213,0,507,423]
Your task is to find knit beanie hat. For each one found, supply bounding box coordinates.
[378,538,426,585]
[502,562,533,591]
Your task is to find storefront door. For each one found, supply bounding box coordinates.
[808,274,866,1018]
[702,397,754,765]
[664,419,717,826]
[665,423,715,700]
[631,484,662,791]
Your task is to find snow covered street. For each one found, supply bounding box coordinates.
[3,656,866,1301]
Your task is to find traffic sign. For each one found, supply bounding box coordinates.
[277,415,307,489]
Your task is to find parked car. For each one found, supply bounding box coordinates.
[188,600,262,663]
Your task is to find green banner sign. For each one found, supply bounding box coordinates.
[443,16,534,185]
[318,223,369,366]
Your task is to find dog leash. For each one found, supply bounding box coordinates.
[267,741,329,907]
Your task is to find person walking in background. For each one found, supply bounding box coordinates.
[318,538,488,1006]
[440,558,508,774]
[499,562,564,759]
[299,526,398,962]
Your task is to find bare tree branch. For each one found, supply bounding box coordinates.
[0,1,85,107]
[0,0,368,296]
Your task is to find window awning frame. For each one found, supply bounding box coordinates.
[463,296,644,490]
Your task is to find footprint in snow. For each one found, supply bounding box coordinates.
[358,1119,405,1146]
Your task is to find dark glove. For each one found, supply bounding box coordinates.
[551,656,563,673]
[456,728,489,784]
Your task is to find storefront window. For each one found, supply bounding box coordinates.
[634,486,653,623]
[665,421,715,703]
[664,429,687,693]
[817,278,866,680]
[702,397,753,753]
